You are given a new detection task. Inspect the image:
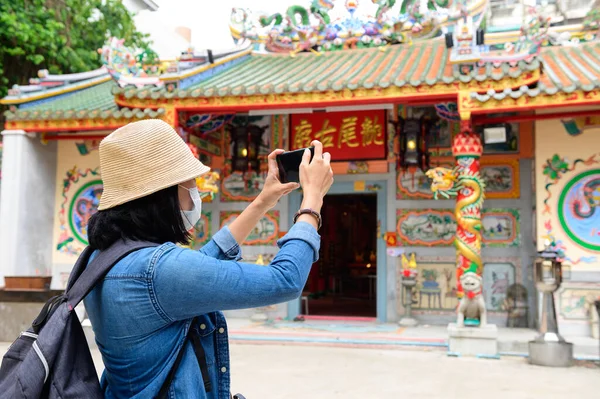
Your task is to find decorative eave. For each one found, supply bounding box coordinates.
[4,108,166,133]
[112,41,542,109]
[1,69,110,105]
[459,89,600,117]
[5,106,164,121]
[459,42,600,117]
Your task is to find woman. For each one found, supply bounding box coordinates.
[84,119,333,398]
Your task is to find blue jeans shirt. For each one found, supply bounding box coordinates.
[84,221,320,398]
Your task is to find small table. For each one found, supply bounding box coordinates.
[419,288,441,308]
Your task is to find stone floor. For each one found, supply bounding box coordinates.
[2,341,598,398]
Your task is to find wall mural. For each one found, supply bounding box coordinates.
[480,159,520,199]
[482,209,520,247]
[397,159,519,199]
[221,171,265,202]
[396,209,456,246]
[403,257,522,314]
[220,210,279,245]
[411,262,458,311]
[541,153,600,264]
[397,209,520,247]
[557,169,600,251]
[189,212,212,249]
[558,285,600,320]
[482,263,516,311]
[57,167,102,256]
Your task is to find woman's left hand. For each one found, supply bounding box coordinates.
[256,149,300,210]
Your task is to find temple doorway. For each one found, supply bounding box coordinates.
[301,193,378,318]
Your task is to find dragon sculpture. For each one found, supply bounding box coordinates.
[425,124,486,327]
[259,0,335,29]
[231,0,488,54]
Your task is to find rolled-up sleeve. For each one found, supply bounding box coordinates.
[199,225,242,261]
[153,222,320,321]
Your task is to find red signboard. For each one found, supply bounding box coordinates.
[290,110,387,161]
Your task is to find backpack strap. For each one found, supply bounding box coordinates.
[65,239,157,309]
[156,318,212,398]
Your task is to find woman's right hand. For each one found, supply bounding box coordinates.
[299,140,334,213]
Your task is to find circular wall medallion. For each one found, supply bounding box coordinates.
[558,169,600,251]
[69,180,103,245]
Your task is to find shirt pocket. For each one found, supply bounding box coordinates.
[193,314,217,366]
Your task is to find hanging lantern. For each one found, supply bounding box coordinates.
[230,122,264,174]
[395,118,430,172]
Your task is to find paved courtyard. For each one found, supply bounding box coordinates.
[227,344,600,399]
[2,341,599,398]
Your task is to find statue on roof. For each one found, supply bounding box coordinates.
[230,0,488,54]
[98,37,164,87]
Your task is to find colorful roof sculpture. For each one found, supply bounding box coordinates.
[229,0,489,53]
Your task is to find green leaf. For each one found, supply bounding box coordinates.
[0,0,154,102]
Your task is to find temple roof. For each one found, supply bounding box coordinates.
[471,43,600,103]
[3,40,600,124]
[115,41,542,100]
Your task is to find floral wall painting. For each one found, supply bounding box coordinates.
[558,286,600,320]
[557,169,600,252]
[189,212,212,250]
[481,209,520,247]
[57,167,102,256]
[480,159,520,199]
[396,210,456,246]
[541,153,600,264]
[220,210,279,246]
[482,263,516,311]
[75,140,101,156]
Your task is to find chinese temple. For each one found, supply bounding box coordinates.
[1,0,600,339]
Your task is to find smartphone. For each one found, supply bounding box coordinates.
[276,147,315,183]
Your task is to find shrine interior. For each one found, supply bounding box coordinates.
[301,193,378,318]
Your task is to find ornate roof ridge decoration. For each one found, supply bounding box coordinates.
[1,70,111,105]
[229,0,489,54]
[112,41,546,104]
[4,106,165,122]
[100,37,253,88]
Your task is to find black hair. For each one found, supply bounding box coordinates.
[87,185,191,250]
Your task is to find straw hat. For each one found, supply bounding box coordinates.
[98,119,210,210]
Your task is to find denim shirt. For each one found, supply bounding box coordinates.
[84,221,320,399]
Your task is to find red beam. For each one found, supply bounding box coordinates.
[472,109,600,125]
[42,134,108,141]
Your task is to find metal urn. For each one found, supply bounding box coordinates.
[528,241,573,367]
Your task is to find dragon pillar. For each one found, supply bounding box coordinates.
[426,120,486,327]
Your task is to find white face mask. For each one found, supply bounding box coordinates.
[179,185,202,231]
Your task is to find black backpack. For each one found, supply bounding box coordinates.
[0,240,211,398]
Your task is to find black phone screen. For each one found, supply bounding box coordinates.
[276,147,315,183]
